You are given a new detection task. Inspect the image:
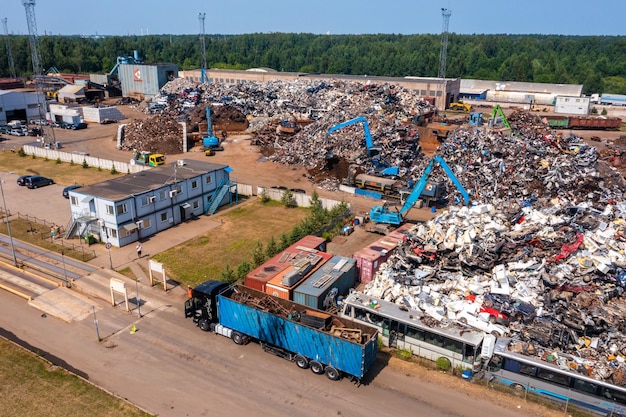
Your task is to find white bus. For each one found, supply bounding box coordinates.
[340,290,488,371]
[486,337,626,417]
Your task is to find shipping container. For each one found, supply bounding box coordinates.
[265,252,333,300]
[216,285,378,380]
[245,236,328,292]
[293,256,356,310]
[353,247,384,283]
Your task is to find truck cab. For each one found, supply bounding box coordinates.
[184,280,230,331]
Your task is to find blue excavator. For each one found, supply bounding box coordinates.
[327,116,399,176]
[202,106,224,155]
[369,156,470,226]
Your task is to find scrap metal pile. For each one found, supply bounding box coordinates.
[120,115,183,155]
[145,78,436,185]
[361,124,626,386]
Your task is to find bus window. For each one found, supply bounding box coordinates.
[602,387,626,406]
[519,363,537,377]
[537,368,569,387]
[406,325,425,341]
[443,337,462,354]
[487,355,503,372]
[463,343,476,362]
[503,358,522,373]
[572,378,598,396]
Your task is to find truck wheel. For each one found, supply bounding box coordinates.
[324,366,341,381]
[295,355,309,369]
[310,360,324,375]
[231,331,245,345]
[198,319,210,332]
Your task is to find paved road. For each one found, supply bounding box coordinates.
[0,286,536,417]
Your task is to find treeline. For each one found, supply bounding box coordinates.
[2,33,626,94]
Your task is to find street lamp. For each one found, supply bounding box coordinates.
[60,249,69,287]
[0,179,18,267]
[135,278,141,318]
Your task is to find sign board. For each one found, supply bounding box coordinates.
[109,278,129,311]
[148,259,167,291]
[105,242,112,249]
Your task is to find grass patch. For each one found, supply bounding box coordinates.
[0,216,95,262]
[0,150,124,186]
[0,338,152,417]
[153,199,308,287]
[116,266,136,280]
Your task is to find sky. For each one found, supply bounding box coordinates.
[3,0,626,37]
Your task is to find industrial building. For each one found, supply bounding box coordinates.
[459,79,584,106]
[180,68,459,111]
[0,90,45,124]
[65,159,236,247]
[119,63,178,100]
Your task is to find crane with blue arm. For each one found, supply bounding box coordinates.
[369,156,470,226]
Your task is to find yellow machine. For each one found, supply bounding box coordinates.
[449,102,472,112]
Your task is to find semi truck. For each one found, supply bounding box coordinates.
[591,93,626,106]
[184,281,379,383]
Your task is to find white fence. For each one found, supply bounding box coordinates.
[21,145,347,209]
[23,145,147,174]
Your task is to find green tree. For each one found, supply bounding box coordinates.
[251,241,266,267]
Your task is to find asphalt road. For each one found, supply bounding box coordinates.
[0,287,537,417]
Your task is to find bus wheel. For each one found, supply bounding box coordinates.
[295,355,309,369]
[232,331,245,345]
[310,361,324,375]
[198,319,210,332]
[512,384,525,395]
[324,366,341,381]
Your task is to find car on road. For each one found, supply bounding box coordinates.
[25,176,54,189]
[62,184,82,198]
[17,175,32,186]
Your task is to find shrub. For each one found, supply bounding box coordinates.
[436,356,451,371]
[396,348,412,361]
[82,160,89,169]
[17,148,26,157]
[55,157,62,164]
[602,108,608,116]
[110,166,118,174]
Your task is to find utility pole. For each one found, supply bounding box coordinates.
[438,8,452,79]
[198,12,207,83]
[2,18,17,79]
[22,0,55,147]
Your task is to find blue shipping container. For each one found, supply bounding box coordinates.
[217,285,378,379]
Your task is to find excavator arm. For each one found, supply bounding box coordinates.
[327,116,380,156]
[490,105,511,130]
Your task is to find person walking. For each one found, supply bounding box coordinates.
[136,243,142,258]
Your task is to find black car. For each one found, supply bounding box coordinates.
[25,176,54,189]
[70,122,87,130]
[17,175,32,186]
[62,185,82,198]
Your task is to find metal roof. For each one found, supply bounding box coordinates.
[461,79,583,96]
[74,159,229,202]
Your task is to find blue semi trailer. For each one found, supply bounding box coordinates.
[184,281,379,382]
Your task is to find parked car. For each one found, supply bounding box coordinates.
[9,128,26,136]
[62,185,81,198]
[25,176,54,189]
[455,310,509,337]
[17,175,32,186]
[100,119,117,124]
[70,122,87,130]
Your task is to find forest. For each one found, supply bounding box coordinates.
[1,33,625,95]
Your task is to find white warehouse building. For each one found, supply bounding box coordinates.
[0,90,45,124]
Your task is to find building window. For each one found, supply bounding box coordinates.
[159,190,167,200]
[205,176,212,184]
[106,205,114,215]
[109,228,117,238]
[191,180,198,189]
[160,212,168,222]
[142,219,151,229]
[141,196,149,206]
[120,228,130,238]
[175,185,182,193]
[70,196,79,206]
[192,200,200,209]
[116,203,128,215]
[420,90,427,96]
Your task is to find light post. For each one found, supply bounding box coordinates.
[135,278,141,318]
[0,179,18,267]
[60,249,69,287]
